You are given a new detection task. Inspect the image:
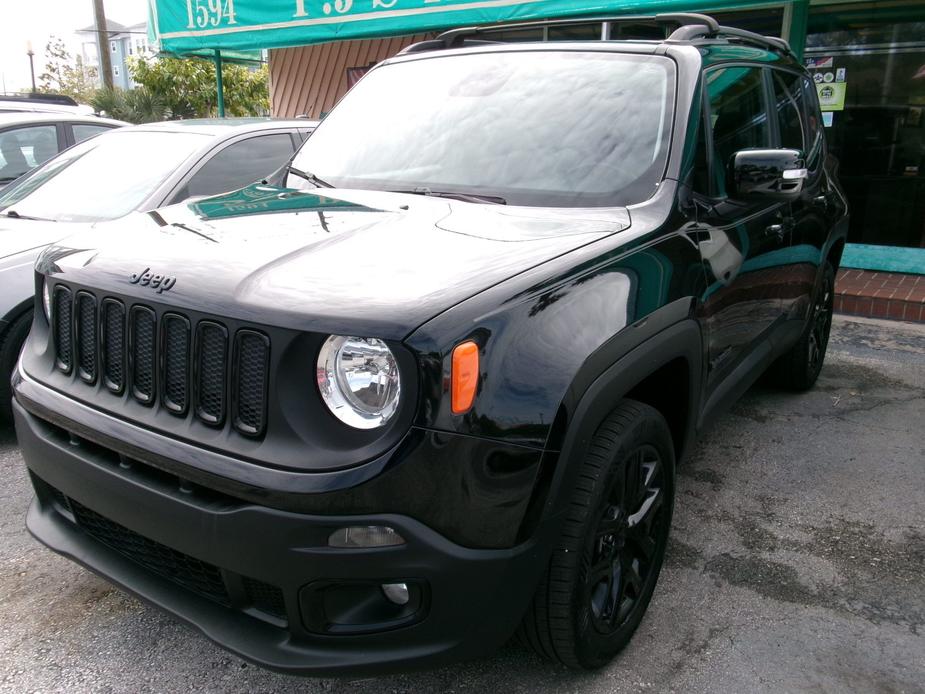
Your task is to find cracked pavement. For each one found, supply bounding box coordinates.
[1,315,923,693]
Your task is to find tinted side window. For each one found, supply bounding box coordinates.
[179,133,295,201]
[73,123,116,144]
[771,70,805,152]
[702,66,771,196]
[0,124,58,182]
[801,77,825,171]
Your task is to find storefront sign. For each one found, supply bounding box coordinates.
[149,0,777,52]
[817,82,846,111]
[805,56,833,69]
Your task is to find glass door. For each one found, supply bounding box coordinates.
[806,0,925,248]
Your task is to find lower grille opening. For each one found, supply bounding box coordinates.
[70,497,232,605]
[243,576,288,619]
[41,480,287,625]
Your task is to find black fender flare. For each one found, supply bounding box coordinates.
[531,311,704,541]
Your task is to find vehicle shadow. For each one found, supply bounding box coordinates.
[0,421,16,447]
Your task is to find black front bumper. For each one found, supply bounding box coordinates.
[13,392,550,675]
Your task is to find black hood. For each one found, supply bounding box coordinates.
[38,185,631,339]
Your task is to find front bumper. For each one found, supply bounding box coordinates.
[13,395,550,675]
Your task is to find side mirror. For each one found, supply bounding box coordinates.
[729,148,807,201]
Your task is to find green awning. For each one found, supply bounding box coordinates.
[149,0,780,53]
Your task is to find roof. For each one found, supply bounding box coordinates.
[396,13,797,66]
[77,18,128,34]
[0,112,127,128]
[126,117,318,136]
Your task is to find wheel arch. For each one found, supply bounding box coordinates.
[521,316,703,542]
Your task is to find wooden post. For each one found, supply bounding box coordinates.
[92,0,114,90]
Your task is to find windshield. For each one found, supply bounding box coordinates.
[290,51,674,207]
[0,130,210,222]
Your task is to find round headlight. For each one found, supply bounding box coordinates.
[42,278,52,321]
[317,335,401,429]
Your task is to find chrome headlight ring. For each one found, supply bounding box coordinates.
[317,335,401,429]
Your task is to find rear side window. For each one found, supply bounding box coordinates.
[770,69,805,152]
[174,133,295,202]
[73,123,116,144]
[801,77,825,171]
[0,124,58,183]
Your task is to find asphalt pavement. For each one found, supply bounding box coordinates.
[1,315,923,693]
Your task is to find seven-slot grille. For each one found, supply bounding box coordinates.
[50,285,269,437]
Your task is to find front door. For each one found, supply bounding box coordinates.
[692,65,793,394]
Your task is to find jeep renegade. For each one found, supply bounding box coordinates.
[13,14,847,675]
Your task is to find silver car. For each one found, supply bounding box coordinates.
[0,117,317,420]
[0,112,127,188]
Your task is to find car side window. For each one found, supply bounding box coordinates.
[801,77,825,172]
[72,123,116,144]
[0,124,58,182]
[770,69,806,153]
[173,133,295,203]
[698,66,771,197]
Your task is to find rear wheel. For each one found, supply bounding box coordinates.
[519,400,675,669]
[770,262,835,391]
[0,311,32,424]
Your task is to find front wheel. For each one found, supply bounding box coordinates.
[518,400,675,669]
[770,262,835,391]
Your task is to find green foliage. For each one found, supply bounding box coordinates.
[90,87,168,124]
[129,56,268,118]
[38,36,99,103]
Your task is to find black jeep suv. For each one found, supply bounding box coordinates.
[13,14,847,675]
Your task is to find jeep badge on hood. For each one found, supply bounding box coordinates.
[129,267,176,293]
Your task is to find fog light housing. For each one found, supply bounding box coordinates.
[328,525,405,548]
[300,579,427,635]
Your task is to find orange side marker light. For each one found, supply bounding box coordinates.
[451,341,479,414]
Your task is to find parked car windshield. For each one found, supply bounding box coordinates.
[290,50,674,207]
[0,130,210,222]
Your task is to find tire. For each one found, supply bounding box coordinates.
[0,311,32,424]
[518,399,675,669]
[769,262,835,391]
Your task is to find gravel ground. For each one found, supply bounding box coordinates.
[1,315,923,693]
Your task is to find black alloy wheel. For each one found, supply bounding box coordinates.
[807,266,835,378]
[587,444,666,636]
[518,399,675,669]
[770,262,836,391]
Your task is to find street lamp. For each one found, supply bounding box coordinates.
[26,40,36,94]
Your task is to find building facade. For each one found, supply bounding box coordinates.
[78,20,154,91]
[267,0,925,252]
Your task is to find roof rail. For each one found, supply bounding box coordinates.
[0,92,79,106]
[399,12,791,57]
[406,13,719,52]
[669,22,791,54]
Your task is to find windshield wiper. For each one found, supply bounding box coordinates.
[287,167,333,188]
[394,188,506,205]
[5,209,54,221]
